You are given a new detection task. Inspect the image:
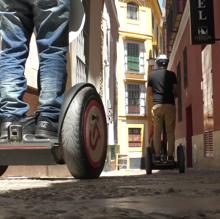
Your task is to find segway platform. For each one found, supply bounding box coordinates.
[0,83,108,179]
[145,144,185,174]
[0,126,58,166]
[151,160,178,170]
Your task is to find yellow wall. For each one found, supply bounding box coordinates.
[116,0,162,167]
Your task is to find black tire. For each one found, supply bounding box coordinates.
[61,86,107,179]
[177,144,185,173]
[0,166,8,176]
[145,147,153,174]
[51,146,65,164]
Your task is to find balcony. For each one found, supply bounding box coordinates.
[166,0,186,53]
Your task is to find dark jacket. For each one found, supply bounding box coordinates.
[148,68,177,105]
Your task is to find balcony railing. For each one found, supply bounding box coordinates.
[128,105,140,115]
[166,0,186,53]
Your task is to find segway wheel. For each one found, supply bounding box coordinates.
[177,144,185,173]
[145,147,153,174]
[61,86,107,179]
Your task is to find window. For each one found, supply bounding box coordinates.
[76,57,86,83]
[125,84,146,115]
[152,12,154,30]
[125,41,145,74]
[204,131,214,158]
[127,2,138,20]
[177,63,182,122]
[183,47,188,88]
[128,84,140,114]
[152,46,158,59]
[128,128,142,147]
[127,43,139,72]
[160,34,163,53]
[156,26,159,44]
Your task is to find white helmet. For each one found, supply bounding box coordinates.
[156,54,169,67]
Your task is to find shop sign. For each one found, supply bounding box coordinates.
[190,0,215,44]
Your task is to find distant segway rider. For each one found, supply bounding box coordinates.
[147,54,177,161]
[0,0,69,138]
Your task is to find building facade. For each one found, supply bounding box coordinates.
[115,0,162,169]
[165,0,220,169]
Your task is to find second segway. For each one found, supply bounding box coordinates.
[145,144,185,174]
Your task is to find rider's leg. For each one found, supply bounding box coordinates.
[0,0,34,137]
[33,0,69,137]
[164,104,176,160]
[152,105,164,160]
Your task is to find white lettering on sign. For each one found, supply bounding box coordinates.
[197,0,207,20]
[199,10,207,20]
[190,0,215,44]
[198,27,208,35]
[198,0,206,8]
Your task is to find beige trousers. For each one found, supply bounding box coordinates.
[152,104,176,157]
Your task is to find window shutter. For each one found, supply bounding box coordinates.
[125,85,128,114]
[140,85,146,116]
[139,44,145,73]
[127,43,139,72]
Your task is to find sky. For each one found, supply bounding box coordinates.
[158,0,164,11]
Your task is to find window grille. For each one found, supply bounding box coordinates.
[128,128,142,147]
[127,84,140,114]
[125,84,146,116]
[76,57,86,83]
[127,3,138,20]
[204,130,214,158]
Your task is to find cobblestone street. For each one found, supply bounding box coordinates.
[0,169,220,218]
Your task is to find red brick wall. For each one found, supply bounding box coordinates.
[170,0,220,137]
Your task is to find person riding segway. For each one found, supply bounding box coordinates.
[0,0,107,179]
[146,54,185,174]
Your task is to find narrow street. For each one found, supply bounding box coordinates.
[0,0,220,218]
[0,169,220,219]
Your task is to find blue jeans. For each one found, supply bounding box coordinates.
[0,0,69,121]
